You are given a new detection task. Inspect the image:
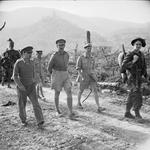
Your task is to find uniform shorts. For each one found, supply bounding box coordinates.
[51,70,72,92]
[35,73,42,85]
[77,74,97,91]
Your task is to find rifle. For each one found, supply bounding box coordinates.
[119,44,128,83]
[122,44,126,56]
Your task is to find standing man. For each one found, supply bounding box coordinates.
[121,37,148,119]
[2,38,20,88]
[34,50,45,100]
[47,39,75,119]
[1,51,12,87]
[12,46,44,128]
[76,43,105,113]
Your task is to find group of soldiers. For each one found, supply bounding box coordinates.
[9,38,107,128]
[0,39,45,99]
[0,36,148,128]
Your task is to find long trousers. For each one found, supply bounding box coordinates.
[126,73,142,112]
[1,67,11,86]
[126,88,142,112]
[17,83,44,124]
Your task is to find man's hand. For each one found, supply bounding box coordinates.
[121,73,127,83]
[48,74,52,85]
[89,72,98,82]
[80,75,84,81]
[40,76,45,85]
[132,55,139,64]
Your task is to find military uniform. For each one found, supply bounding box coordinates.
[48,51,72,91]
[121,37,147,119]
[34,50,46,100]
[47,39,74,119]
[1,49,20,87]
[34,57,44,84]
[6,49,20,64]
[76,53,97,91]
[1,53,12,87]
[76,43,105,112]
[12,46,44,126]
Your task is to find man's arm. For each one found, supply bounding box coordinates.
[76,56,84,80]
[120,52,134,73]
[47,54,55,81]
[40,63,45,84]
[12,61,26,91]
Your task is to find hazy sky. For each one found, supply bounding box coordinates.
[0,0,150,23]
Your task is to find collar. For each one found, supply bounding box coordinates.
[83,52,92,58]
[133,49,141,54]
[22,58,31,64]
[57,51,66,55]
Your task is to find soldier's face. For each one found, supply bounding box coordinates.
[134,41,142,50]
[57,42,65,51]
[37,53,42,58]
[86,46,92,53]
[23,51,32,59]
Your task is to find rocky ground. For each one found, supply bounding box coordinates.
[0,83,150,150]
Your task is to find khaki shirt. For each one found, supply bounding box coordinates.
[76,53,96,82]
[34,58,43,77]
[48,51,69,74]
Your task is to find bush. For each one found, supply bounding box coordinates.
[97,72,109,81]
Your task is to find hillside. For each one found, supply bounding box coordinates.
[108,24,150,51]
[0,15,107,55]
[0,7,147,35]
[0,7,150,54]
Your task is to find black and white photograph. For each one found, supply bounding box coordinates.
[0,0,150,149]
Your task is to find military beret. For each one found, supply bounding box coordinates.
[84,43,92,49]
[131,37,146,47]
[56,39,66,44]
[20,46,33,54]
[36,50,43,53]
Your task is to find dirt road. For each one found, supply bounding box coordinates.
[0,84,150,150]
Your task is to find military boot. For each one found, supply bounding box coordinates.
[124,112,135,119]
[1,77,5,86]
[125,103,134,119]
[134,110,142,119]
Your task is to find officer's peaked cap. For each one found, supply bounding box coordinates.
[20,46,33,54]
[84,43,92,49]
[56,39,66,44]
